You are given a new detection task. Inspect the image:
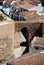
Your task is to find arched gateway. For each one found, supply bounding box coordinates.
[14,21,42,48]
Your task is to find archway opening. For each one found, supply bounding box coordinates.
[20,27,29,54]
[20,27,29,46]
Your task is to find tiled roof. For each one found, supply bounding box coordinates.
[5,0,13,4]
[12,0,28,8]
[20,11,39,21]
[20,3,36,10]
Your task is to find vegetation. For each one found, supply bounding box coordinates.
[0,14,6,21]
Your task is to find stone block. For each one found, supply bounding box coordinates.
[0,11,20,61]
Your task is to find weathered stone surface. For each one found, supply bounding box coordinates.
[31,37,44,48]
[15,21,41,43]
[0,22,15,61]
[0,11,20,61]
[15,22,41,32]
[7,52,44,65]
[38,18,44,37]
[14,32,21,48]
[0,11,43,62]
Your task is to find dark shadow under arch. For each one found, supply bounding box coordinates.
[20,27,29,54]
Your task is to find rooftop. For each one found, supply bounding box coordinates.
[12,0,28,8]
[20,3,36,10]
[5,0,13,4]
[20,11,39,21]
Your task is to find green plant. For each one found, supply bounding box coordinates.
[0,14,6,21]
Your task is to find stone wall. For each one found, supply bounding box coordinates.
[14,32,21,48]
[0,20,42,61]
[42,23,44,37]
[0,22,15,61]
[38,18,44,37]
[15,22,41,43]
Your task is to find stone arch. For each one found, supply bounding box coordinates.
[15,22,41,46]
